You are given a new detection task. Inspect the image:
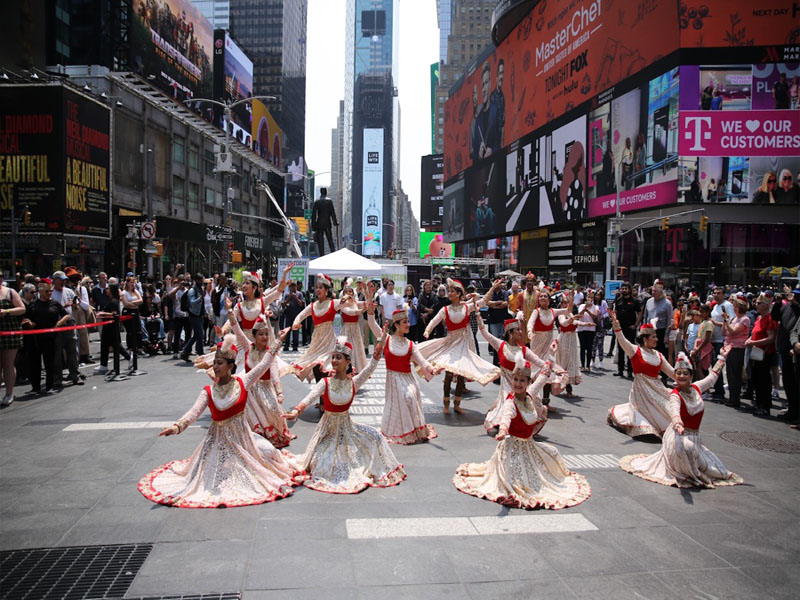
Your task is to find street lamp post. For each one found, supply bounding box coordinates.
[190,95,276,271]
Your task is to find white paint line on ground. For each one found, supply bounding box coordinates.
[346,514,597,540]
[62,421,200,431]
[562,454,621,470]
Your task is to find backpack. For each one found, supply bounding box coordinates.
[179,289,190,313]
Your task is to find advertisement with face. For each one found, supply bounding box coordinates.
[212,31,254,145]
[362,128,384,256]
[419,232,454,262]
[752,62,800,110]
[132,0,214,103]
[537,114,587,226]
[587,67,680,217]
[465,154,505,240]
[443,0,680,180]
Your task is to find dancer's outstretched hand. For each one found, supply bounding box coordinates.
[159,425,179,437]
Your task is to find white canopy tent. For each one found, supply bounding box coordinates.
[307,248,384,277]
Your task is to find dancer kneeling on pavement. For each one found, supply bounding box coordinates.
[418,278,501,414]
[453,355,591,510]
[620,348,743,488]
[224,297,294,448]
[284,333,407,493]
[367,306,442,444]
[476,312,545,434]
[139,330,305,508]
[607,311,676,438]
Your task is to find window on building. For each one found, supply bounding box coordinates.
[173,136,185,164]
[188,144,199,170]
[205,187,215,205]
[204,150,215,176]
[172,176,185,205]
[188,182,199,208]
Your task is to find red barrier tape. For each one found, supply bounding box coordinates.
[0,314,133,336]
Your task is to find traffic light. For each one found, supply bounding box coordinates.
[23,207,31,226]
[231,251,243,264]
[388,248,394,259]
[699,215,709,232]
[659,217,670,231]
[617,266,627,278]
[153,242,163,257]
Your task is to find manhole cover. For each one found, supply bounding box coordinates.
[718,431,800,453]
[0,543,152,600]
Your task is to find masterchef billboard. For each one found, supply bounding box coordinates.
[443,0,679,180]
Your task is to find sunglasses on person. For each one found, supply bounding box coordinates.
[782,176,793,181]
[768,178,776,184]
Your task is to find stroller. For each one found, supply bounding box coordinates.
[143,315,167,355]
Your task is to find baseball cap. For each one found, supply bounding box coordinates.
[52,270,67,280]
[126,272,134,277]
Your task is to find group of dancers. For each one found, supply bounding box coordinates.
[138,273,742,511]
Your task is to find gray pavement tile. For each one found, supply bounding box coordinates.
[2,478,117,513]
[93,481,157,508]
[604,526,730,570]
[436,534,557,583]
[56,500,169,546]
[739,565,800,600]
[675,522,798,566]
[349,538,458,585]
[584,470,662,499]
[0,508,86,550]
[732,467,800,492]
[0,462,65,485]
[356,583,469,599]
[257,517,347,540]
[247,538,355,590]
[742,519,800,553]
[653,567,773,599]
[693,488,796,524]
[748,489,800,517]
[244,588,358,600]
[562,572,677,599]
[572,495,669,529]
[627,490,736,525]
[157,504,262,542]
[127,540,250,596]
[524,530,648,577]
[465,578,579,600]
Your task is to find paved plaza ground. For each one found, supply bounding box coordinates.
[1,338,799,599]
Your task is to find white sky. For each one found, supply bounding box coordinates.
[304,0,439,222]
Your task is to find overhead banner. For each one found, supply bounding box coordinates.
[0,85,111,238]
[362,128,384,256]
[443,0,680,180]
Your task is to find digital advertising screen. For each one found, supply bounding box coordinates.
[212,30,254,146]
[362,128,384,256]
[420,153,444,230]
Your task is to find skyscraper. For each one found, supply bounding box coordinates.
[342,0,400,255]
[192,0,230,29]
[433,0,494,153]
[230,0,307,167]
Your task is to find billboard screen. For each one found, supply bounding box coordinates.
[420,153,444,229]
[0,86,110,238]
[442,0,680,180]
[213,30,254,145]
[419,232,454,262]
[251,98,284,167]
[131,0,214,103]
[362,128,384,256]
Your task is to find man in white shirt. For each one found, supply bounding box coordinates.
[710,286,736,399]
[379,279,403,321]
[51,270,82,387]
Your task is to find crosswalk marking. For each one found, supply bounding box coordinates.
[62,421,200,431]
[346,514,598,539]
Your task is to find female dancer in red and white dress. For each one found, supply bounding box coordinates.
[338,283,369,374]
[526,289,572,404]
[284,335,407,493]
[368,307,441,444]
[556,294,582,398]
[290,273,341,383]
[476,313,545,433]
[453,355,591,510]
[225,298,294,448]
[418,279,500,414]
[620,349,743,488]
[607,311,676,438]
[139,331,305,508]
